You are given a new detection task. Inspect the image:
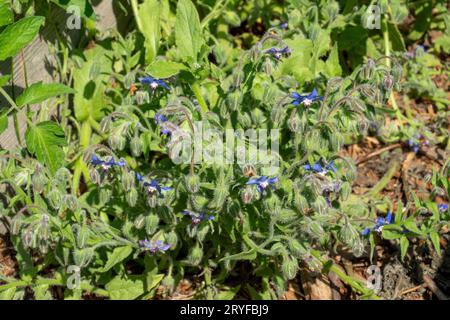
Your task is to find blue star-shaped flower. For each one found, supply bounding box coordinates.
[246,176,278,193]
[139,239,171,254]
[303,160,337,175]
[361,212,393,236]
[154,113,167,124]
[265,46,291,60]
[182,210,214,225]
[438,203,449,212]
[140,178,172,196]
[291,88,323,106]
[90,154,126,170]
[139,76,170,90]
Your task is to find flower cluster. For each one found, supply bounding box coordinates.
[246,176,278,193]
[139,239,171,254]
[291,88,323,106]
[361,212,393,236]
[182,210,214,225]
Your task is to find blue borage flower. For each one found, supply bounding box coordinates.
[246,176,278,193]
[303,159,337,175]
[404,45,426,59]
[182,210,214,225]
[139,239,171,254]
[136,173,172,196]
[407,134,429,153]
[438,203,449,212]
[361,212,393,236]
[291,88,323,106]
[90,154,126,171]
[264,46,291,60]
[280,22,288,29]
[139,76,170,90]
[154,113,167,124]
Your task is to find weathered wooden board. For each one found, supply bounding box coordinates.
[0,0,128,149]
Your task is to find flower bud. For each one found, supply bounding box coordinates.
[130,135,142,157]
[99,188,112,205]
[241,186,254,204]
[263,58,274,76]
[64,194,79,211]
[288,239,307,258]
[76,226,90,248]
[135,90,150,105]
[15,171,30,187]
[122,171,136,192]
[237,112,252,128]
[73,248,94,268]
[165,231,178,249]
[361,59,376,80]
[226,91,242,112]
[339,181,351,201]
[134,214,145,230]
[312,196,328,215]
[281,255,298,280]
[32,168,46,194]
[294,193,308,214]
[100,117,112,134]
[145,214,160,235]
[383,74,394,91]
[192,195,209,212]
[188,243,203,265]
[48,189,62,209]
[147,194,157,208]
[288,111,301,132]
[185,174,200,193]
[89,167,101,185]
[126,188,138,207]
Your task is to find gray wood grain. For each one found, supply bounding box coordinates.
[0,0,128,149]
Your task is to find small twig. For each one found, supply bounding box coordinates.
[423,274,449,300]
[400,284,423,296]
[355,143,402,165]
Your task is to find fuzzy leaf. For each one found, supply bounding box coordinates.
[106,276,145,300]
[175,0,203,60]
[100,246,133,272]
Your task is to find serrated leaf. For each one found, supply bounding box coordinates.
[25,121,67,175]
[0,16,45,61]
[137,0,161,64]
[0,2,13,27]
[100,246,133,273]
[16,82,74,107]
[106,276,145,300]
[146,60,186,78]
[175,0,203,60]
[400,236,409,261]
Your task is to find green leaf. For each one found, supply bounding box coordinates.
[0,113,8,135]
[400,236,409,261]
[49,0,96,20]
[146,60,186,78]
[0,2,13,27]
[100,246,133,273]
[219,249,257,262]
[216,285,241,300]
[430,231,441,255]
[0,74,10,87]
[0,16,45,61]
[25,121,67,175]
[106,276,145,300]
[381,228,403,240]
[387,22,406,52]
[403,220,422,235]
[16,82,74,107]
[325,44,342,77]
[175,0,203,60]
[72,45,112,122]
[137,0,161,64]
